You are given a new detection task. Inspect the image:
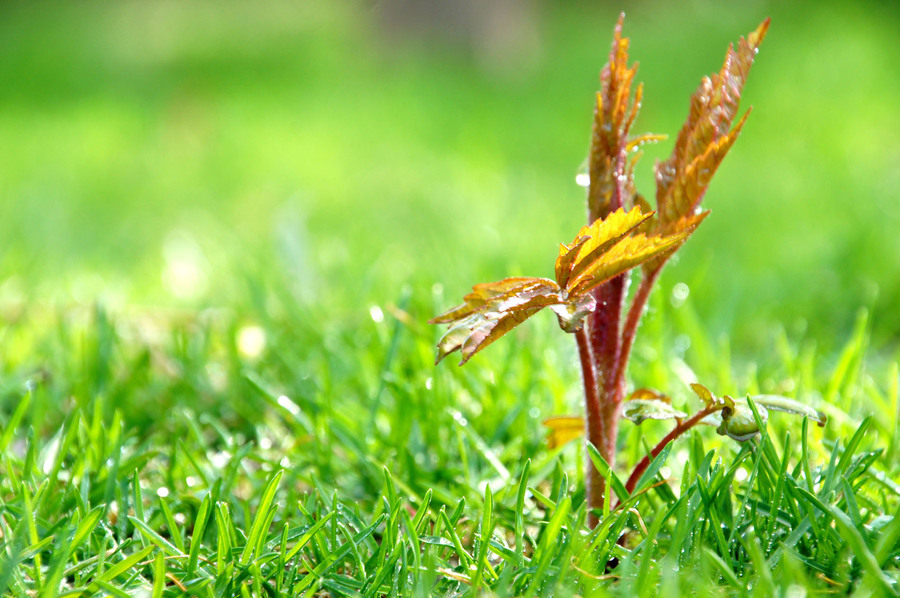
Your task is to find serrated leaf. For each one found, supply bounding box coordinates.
[430,277,552,325]
[749,395,827,426]
[431,277,562,364]
[567,229,693,297]
[458,304,546,364]
[623,399,687,425]
[557,206,653,288]
[543,416,584,449]
[654,19,769,233]
[587,13,642,220]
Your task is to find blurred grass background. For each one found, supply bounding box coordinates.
[0,0,898,355]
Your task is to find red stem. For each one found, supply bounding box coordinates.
[622,405,719,497]
[576,325,605,527]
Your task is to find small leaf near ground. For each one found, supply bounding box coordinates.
[623,399,687,425]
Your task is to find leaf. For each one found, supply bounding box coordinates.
[567,228,693,297]
[549,292,596,333]
[653,19,769,235]
[749,395,827,426]
[556,206,653,288]
[430,277,553,325]
[431,277,562,364]
[433,207,692,365]
[586,13,643,221]
[690,382,717,408]
[623,399,687,425]
[543,416,584,449]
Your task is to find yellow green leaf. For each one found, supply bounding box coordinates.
[567,229,693,297]
[690,383,717,408]
[749,395,827,427]
[557,206,653,288]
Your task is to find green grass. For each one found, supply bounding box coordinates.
[1,0,899,595]
[1,282,898,595]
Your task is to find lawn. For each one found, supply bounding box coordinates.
[1,0,899,595]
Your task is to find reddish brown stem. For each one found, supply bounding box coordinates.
[576,325,605,528]
[622,405,720,497]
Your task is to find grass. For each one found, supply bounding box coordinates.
[1,0,899,595]
[1,282,898,595]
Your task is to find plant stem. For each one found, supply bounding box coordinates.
[621,405,719,498]
[576,325,605,527]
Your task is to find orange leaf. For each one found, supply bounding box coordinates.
[654,19,769,231]
[432,278,562,364]
[429,277,550,324]
[587,13,643,220]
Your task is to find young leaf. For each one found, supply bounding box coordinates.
[430,278,561,364]
[566,228,693,297]
[690,382,718,408]
[587,13,642,220]
[622,399,687,425]
[653,19,770,236]
[430,277,558,325]
[556,206,653,288]
[432,207,696,365]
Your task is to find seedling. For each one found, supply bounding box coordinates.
[431,15,825,525]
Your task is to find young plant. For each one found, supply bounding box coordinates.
[430,16,823,525]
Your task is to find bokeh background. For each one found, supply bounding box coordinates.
[1,0,898,356]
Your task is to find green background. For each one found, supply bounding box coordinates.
[1,0,898,354]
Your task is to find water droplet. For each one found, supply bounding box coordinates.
[157,487,170,498]
[369,305,384,323]
[575,158,590,188]
[671,282,690,308]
